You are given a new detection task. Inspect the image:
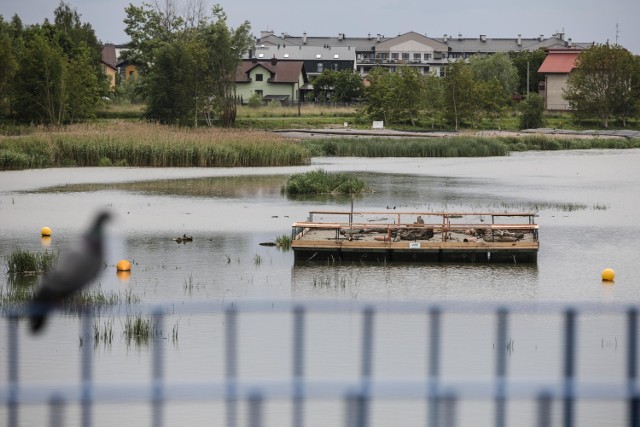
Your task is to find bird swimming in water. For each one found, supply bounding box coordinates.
[29,211,112,333]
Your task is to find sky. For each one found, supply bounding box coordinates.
[1,0,639,54]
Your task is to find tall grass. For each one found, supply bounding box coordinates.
[282,168,370,195]
[0,122,310,170]
[4,249,57,274]
[305,136,511,157]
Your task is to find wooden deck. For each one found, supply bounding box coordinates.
[291,211,539,263]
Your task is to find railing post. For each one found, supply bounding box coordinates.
[428,307,441,427]
[7,315,19,427]
[49,393,65,427]
[536,391,552,427]
[81,309,93,427]
[495,308,509,427]
[248,390,263,427]
[292,305,305,427]
[225,304,238,427]
[628,308,638,427]
[563,309,577,427]
[358,306,375,427]
[152,310,165,427]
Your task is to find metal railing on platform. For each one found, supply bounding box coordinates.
[2,300,639,427]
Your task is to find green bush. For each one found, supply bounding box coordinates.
[519,93,545,130]
[282,168,369,195]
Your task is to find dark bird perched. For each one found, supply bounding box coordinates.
[29,211,112,333]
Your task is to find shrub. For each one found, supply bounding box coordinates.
[519,93,545,130]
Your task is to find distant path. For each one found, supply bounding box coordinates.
[274,128,640,140]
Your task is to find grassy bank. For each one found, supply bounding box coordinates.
[0,122,310,170]
[305,135,640,158]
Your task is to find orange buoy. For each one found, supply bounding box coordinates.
[601,268,615,282]
[41,226,52,237]
[116,259,132,272]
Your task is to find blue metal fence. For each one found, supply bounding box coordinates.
[2,300,639,427]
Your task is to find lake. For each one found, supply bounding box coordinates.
[1,149,639,426]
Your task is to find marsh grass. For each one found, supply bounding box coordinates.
[275,234,292,250]
[93,318,114,345]
[282,168,370,196]
[0,122,310,170]
[4,248,57,274]
[123,314,160,345]
[304,136,510,157]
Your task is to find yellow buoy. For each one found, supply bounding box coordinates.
[601,268,615,282]
[116,259,132,272]
[41,226,52,237]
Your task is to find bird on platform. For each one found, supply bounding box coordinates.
[29,211,112,333]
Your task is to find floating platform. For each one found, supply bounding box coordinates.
[291,211,539,263]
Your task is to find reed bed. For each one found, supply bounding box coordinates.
[305,136,511,157]
[4,249,57,274]
[0,122,310,170]
[282,168,370,195]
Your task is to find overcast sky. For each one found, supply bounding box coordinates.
[1,0,639,54]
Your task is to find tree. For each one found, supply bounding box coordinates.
[509,49,546,95]
[12,29,67,125]
[469,53,518,100]
[0,17,20,117]
[422,74,444,129]
[564,43,640,128]
[333,69,364,103]
[518,93,545,129]
[145,39,197,125]
[312,70,336,102]
[442,61,477,130]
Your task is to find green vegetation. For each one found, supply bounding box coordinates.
[305,136,510,157]
[275,234,292,250]
[4,249,57,274]
[123,314,158,345]
[0,122,309,170]
[519,94,546,129]
[282,168,370,196]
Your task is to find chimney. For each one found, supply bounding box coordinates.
[567,38,573,47]
[458,33,463,41]
[271,56,278,65]
[303,32,307,44]
[517,34,522,46]
[443,34,448,43]
[539,34,544,41]
[338,33,344,41]
[480,34,487,42]
[376,33,381,42]
[260,30,274,38]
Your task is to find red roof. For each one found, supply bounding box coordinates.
[538,49,581,74]
[236,60,306,83]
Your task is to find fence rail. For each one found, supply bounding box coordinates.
[2,300,639,427]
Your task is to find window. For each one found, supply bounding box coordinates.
[317,63,323,72]
[255,90,263,97]
[391,53,399,60]
[402,53,410,60]
[255,74,263,82]
[413,53,421,61]
[424,53,431,60]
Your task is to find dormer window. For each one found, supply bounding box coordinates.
[255,74,263,81]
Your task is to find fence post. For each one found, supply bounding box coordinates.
[152,310,165,427]
[7,315,19,427]
[563,309,576,427]
[536,391,552,427]
[358,306,375,427]
[628,308,638,427]
[428,308,441,427]
[495,308,509,427]
[292,305,305,427]
[248,390,263,427]
[225,305,238,427]
[81,309,93,427]
[49,393,65,427]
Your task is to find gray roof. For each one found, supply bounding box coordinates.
[259,31,593,54]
